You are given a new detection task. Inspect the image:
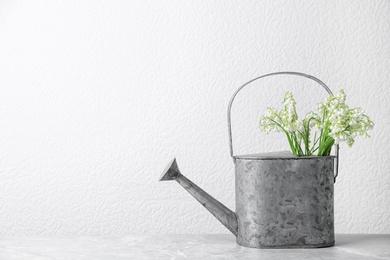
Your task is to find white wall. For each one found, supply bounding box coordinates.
[0,0,389,235]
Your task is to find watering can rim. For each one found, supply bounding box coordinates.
[234,150,336,160]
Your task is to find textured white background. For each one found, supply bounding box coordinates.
[0,0,389,235]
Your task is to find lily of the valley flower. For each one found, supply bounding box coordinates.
[259,90,374,156]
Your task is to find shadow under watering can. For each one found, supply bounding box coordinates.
[159,72,339,249]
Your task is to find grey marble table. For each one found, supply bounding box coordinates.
[0,234,389,259]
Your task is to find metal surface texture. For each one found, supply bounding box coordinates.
[226,72,339,182]
[159,159,238,236]
[159,155,335,248]
[235,154,335,248]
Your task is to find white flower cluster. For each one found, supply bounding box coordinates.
[316,90,374,146]
[304,111,321,128]
[259,89,374,156]
[259,91,301,134]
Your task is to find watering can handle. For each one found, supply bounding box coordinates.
[227,71,339,182]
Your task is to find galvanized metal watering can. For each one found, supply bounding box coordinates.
[160,72,339,248]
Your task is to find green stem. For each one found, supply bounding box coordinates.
[265,117,299,155]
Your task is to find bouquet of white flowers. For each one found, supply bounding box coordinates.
[259,90,374,156]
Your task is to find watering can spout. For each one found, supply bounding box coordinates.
[159,158,238,236]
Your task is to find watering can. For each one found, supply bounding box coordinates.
[159,72,339,248]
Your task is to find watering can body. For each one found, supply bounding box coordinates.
[159,72,338,249]
[234,152,334,248]
[160,152,335,248]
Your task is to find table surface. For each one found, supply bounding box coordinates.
[0,234,389,259]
